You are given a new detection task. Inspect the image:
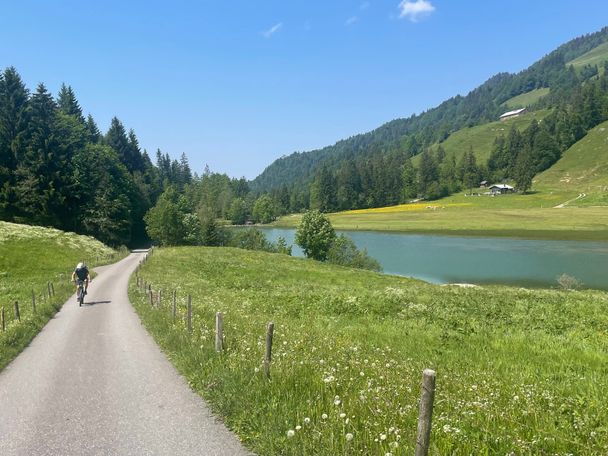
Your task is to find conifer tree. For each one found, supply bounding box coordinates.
[57,83,84,123]
[85,114,101,143]
[15,84,60,223]
[401,158,417,201]
[106,117,134,171]
[0,67,29,218]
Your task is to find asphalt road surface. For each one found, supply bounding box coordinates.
[0,251,251,456]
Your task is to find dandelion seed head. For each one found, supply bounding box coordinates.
[345,433,354,441]
[286,429,295,437]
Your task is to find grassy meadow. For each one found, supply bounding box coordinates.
[275,206,608,240]
[131,246,608,455]
[0,222,121,370]
[535,120,608,206]
[502,88,551,109]
[569,41,608,73]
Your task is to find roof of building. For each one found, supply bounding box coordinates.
[489,184,514,190]
[500,108,526,119]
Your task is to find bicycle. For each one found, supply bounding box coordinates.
[74,279,86,307]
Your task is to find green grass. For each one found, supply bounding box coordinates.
[275,206,608,240]
[502,88,550,109]
[568,41,608,72]
[414,109,551,166]
[0,222,122,370]
[131,247,608,455]
[535,120,608,206]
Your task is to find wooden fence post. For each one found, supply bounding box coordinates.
[187,295,192,333]
[415,368,436,456]
[14,301,20,322]
[149,288,154,307]
[215,312,224,352]
[264,322,274,378]
[32,290,36,313]
[50,282,55,296]
[172,290,177,319]
[47,282,52,299]
[158,290,162,307]
[1,306,5,331]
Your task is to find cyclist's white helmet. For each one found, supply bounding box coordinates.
[77,262,84,269]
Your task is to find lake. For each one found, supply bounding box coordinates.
[257,228,608,290]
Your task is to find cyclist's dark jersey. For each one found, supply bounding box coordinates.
[75,267,89,281]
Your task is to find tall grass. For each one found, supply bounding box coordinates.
[0,222,121,370]
[131,246,608,455]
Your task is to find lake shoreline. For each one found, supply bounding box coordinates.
[257,227,608,291]
[270,222,608,241]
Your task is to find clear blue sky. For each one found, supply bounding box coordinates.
[1,1,606,179]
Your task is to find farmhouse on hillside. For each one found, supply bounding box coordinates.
[489,184,515,194]
[500,108,527,121]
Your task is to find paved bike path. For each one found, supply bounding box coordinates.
[0,252,251,455]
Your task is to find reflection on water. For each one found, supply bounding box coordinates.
[255,228,608,290]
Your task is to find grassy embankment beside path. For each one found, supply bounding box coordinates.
[131,246,608,455]
[0,221,124,370]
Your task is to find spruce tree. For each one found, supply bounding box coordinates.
[15,83,58,223]
[0,67,30,218]
[85,114,101,143]
[57,83,84,123]
[401,158,417,201]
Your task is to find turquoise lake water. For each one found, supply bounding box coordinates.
[257,228,608,290]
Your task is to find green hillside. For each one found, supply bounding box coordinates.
[569,41,608,71]
[536,120,608,206]
[0,222,120,370]
[132,246,608,454]
[414,109,550,166]
[251,27,608,198]
[502,88,550,108]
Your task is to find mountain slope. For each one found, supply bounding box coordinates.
[535,120,608,206]
[502,88,551,109]
[251,27,608,193]
[416,109,551,166]
[568,41,608,71]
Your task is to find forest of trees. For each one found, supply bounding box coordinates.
[0,67,192,246]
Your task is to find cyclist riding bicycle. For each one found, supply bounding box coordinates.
[71,261,91,297]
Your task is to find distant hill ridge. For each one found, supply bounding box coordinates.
[251,27,608,194]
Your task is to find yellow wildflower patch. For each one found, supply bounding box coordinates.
[342,203,472,215]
